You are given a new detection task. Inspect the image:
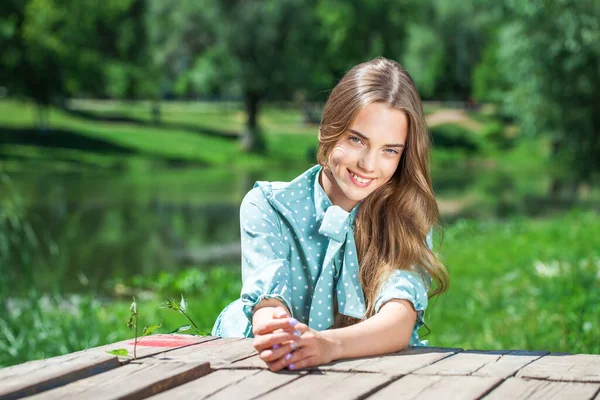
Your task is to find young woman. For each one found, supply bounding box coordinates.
[212,57,448,371]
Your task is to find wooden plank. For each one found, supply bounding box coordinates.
[94,334,219,361]
[517,353,600,383]
[259,371,392,400]
[485,377,600,400]
[366,374,502,400]
[230,354,268,369]
[150,369,304,400]
[147,369,262,399]
[232,346,461,374]
[471,350,548,379]
[208,369,305,400]
[25,360,211,400]
[0,352,120,400]
[414,349,509,376]
[324,347,461,376]
[157,337,257,368]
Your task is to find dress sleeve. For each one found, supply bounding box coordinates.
[374,269,429,331]
[239,187,293,322]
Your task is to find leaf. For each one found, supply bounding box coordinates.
[127,315,134,330]
[180,294,187,313]
[170,324,193,334]
[129,297,137,314]
[160,297,179,311]
[141,319,163,336]
[108,349,129,356]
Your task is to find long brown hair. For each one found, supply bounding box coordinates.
[317,57,448,327]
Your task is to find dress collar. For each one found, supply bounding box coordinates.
[314,166,361,225]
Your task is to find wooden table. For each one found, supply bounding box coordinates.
[1,334,599,399]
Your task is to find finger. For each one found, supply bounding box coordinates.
[272,306,290,319]
[267,348,310,372]
[259,340,300,363]
[253,330,302,351]
[254,317,302,335]
[288,355,319,371]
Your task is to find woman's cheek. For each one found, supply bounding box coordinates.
[329,145,348,167]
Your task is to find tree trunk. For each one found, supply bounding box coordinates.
[548,137,565,201]
[241,91,266,153]
[151,100,161,125]
[36,103,48,134]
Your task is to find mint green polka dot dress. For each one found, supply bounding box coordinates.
[212,165,432,346]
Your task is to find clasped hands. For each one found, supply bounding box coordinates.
[252,306,338,372]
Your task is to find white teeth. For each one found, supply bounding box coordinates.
[351,172,372,184]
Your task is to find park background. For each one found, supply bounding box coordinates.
[1,0,599,367]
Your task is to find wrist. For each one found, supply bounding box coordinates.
[320,329,344,361]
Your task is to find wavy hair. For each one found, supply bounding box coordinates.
[317,57,449,327]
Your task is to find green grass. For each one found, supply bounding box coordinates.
[2,98,598,367]
[0,99,319,171]
[0,266,242,367]
[427,209,600,354]
[2,210,598,367]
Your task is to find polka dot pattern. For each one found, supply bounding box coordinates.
[212,165,431,346]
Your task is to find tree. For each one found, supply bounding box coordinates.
[401,0,489,100]
[0,0,152,129]
[314,0,418,89]
[148,0,320,153]
[475,0,600,197]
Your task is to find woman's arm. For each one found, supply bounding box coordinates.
[322,299,416,361]
[254,298,417,371]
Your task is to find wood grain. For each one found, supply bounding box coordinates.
[147,369,262,399]
[366,374,502,400]
[24,360,211,400]
[0,351,119,400]
[517,354,600,383]
[259,371,392,400]
[329,347,460,376]
[156,337,257,368]
[150,369,304,400]
[93,334,219,361]
[485,377,600,400]
[471,350,548,379]
[414,350,509,376]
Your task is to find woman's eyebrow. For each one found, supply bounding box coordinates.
[349,129,405,148]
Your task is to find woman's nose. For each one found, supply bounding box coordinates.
[358,151,376,172]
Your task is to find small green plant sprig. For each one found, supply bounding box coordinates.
[108,297,162,359]
[161,295,207,335]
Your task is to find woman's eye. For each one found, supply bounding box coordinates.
[385,148,399,155]
[349,136,362,144]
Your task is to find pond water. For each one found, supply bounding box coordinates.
[2,161,536,297]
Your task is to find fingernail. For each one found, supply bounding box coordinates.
[289,364,295,370]
[290,342,297,349]
[285,353,292,360]
[293,330,301,337]
[289,318,299,327]
[273,344,279,349]
[278,311,288,317]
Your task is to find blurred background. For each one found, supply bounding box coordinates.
[1,0,599,367]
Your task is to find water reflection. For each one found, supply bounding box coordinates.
[3,162,551,296]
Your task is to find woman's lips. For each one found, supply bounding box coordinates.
[348,169,374,188]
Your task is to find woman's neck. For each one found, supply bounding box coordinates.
[319,167,358,212]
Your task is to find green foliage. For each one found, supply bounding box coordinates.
[111,297,163,359]
[429,123,481,153]
[2,212,599,367]
[476,0,600,185]
[428,210,600,354]
[1,0,150,104]
[160,295,206,335]
[402,24,445,98]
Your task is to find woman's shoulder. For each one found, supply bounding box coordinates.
[243,165,322,206]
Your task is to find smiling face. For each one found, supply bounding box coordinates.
[320,102,409,211]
